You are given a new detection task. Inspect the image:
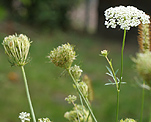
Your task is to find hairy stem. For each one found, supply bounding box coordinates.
[21,66,36,122]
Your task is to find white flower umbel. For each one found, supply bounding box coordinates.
[19,112,31,122]
[104,5,150,30]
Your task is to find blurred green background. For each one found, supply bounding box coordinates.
[0,0,151,122]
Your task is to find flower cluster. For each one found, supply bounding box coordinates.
[120,118,136,122]
[77,81,88,98]
[38,118,51,122]
[133,52,151,87]
[104,5,150,30]
[48,43,76,69]
[65,95,77,104]
[64,105,92,122]
[100,50,108,57]
[19,112,31,122]
[70,65,83,81]
[2,34,31,66]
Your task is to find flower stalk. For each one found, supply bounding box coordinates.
[21,66,36,122]
[67,69,97,122]
[140,81,145,122]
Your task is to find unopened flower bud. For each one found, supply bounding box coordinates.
[2,34,32,66]
[48,43,76,69]
[101,50,108,57]
[70,65,83,81]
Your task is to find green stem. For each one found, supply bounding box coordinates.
[119,29,127,90]
[116,29,127,122]
[79,94,85,122]
[67,69,97,122]
[140,81,145,122]
[105,56,119,90]
[21,66,36,122]
[116,90,120,122]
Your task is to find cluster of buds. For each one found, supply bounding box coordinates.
[64,105,92,122]
[100,50,108,57]
[2,34,31,67]
[48,43,76,69]
[19,112,31,122]
[65,95,77,104]
[133,52,151,87]
[120,118,136,122]
[38,118,51,122]
[77,81,88,98]
[70,65,83,81]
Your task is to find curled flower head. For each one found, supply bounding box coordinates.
[65,95,77,104]
[120,118,136,122]
[64,105,92,122]
[70,65,83,81]
[19,112,31,122]
[104,5,150,30]
[2,34,32,66]
[48,43,76,69]
[133,52,151,87]
[38,118,51,122]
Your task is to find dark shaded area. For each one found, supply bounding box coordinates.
[0,0,78,30]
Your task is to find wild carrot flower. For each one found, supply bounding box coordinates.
[48,43,76,69]
[19,112,31,122]
[104,5,150,30]
[133,52,151,87]
[2,34,32,66]
[70,65,83,81]
[64,105,92,122]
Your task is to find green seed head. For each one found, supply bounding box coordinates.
[48,43,76,69]
[133,52,151,86]
[2,34,32,66]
